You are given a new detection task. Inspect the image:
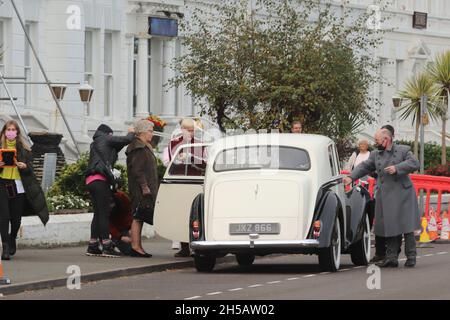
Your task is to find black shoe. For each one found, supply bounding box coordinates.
[2,243,10,261]
[85,242,102,256]
[130,248,152,258]
[174,249,191,257]
[101,242,122,258]
[370,255,385,263]
[375,259,398,268]
[9,236,16,256]
[404,257,416,268]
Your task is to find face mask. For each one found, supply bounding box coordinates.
[376,139,386,151]
[5,131,17,140]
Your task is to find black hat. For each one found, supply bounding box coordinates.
[381,124,394,136]
[97,124,113,134]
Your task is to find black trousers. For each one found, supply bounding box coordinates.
[87,180,113,241]
[386,232,416,261]
[0,179,25,244]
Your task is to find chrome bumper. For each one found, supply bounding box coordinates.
[190,239,319,250]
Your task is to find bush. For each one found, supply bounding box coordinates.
[47,152,129,200]
[425,164,450,177]
[47,194,91,211]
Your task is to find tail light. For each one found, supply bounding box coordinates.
[192,220,200,239]
[313,220,321,239]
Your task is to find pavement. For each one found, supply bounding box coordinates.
[0,236,230,296]
[4,242,450,300]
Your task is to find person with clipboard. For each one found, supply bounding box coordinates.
[0,120,49,260]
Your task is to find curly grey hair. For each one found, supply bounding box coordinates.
[135,119,154,134]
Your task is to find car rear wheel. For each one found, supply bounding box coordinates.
[194,253,216,272]
[318,217,341,272]
[236,254,255,266]
[350,214,371,266]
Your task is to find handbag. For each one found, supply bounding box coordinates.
[133,195,155,225]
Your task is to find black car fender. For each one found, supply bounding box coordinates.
[189,193,205,242]
[345,187,368,244]
[309,191,343,248]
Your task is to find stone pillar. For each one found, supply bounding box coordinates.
[135,34,150,119]
[161,39,176,116]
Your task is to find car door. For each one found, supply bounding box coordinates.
[154,143,209,243]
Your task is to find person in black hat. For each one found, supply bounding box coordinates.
[85,124,135,257]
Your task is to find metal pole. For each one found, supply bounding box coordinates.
[0,68,32,144]
[9,0,81,157]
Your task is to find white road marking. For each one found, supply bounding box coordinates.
[286,277,299,281]
[320,272,331,275]
[267,281,282,284]
[353,266,365,269]
[424,254,434,257]
[228,288,243,292]
[303,274,316,278]
[248,284,263,288]
[185,296,202,300]
[338,268,350,272]
[206,292,223,296]
[437,252,448,255]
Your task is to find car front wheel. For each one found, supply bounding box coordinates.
[194,253,216,272]
[318,217,341,272]
[350,214,371,266]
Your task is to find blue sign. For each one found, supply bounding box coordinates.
[148,17,178,37]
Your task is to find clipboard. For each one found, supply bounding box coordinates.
[0,149,17,168]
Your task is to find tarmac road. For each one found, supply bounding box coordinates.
[3,243,450,300]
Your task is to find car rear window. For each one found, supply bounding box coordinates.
[213,146,310,172]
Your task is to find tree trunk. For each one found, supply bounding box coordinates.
[442,116,447,165]
[414,116,420,159]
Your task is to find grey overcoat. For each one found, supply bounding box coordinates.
[350,144,420,237]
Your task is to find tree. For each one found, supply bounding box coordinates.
[171,0,387,157]
[397,72,441,158]
[428,51,450,165]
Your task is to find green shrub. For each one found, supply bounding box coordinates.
[48,152,129,200]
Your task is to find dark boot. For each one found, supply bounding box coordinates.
[174,242,191,257]
[404,257,416,268]
[9,235,16,256]
[370,254,385,263]
[2,242,10,261]
[375,259,398,268]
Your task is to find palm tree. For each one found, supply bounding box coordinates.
[428,51,450,165]
[397,72,441,158]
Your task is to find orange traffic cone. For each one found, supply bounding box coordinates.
[0,243,11,285]
[428,210,439,241]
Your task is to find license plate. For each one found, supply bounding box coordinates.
[229,223,280,235]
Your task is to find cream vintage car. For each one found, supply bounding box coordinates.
[154,133,372,272]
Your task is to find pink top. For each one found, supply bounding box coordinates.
[85,173,107,185]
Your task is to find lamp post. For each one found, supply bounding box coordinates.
[79,82,94,137]
[49,84,67,132]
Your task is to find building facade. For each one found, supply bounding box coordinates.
[0,0,449,161]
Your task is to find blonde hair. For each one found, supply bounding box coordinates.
[180,118,195,129]
[1,120,31,151]
[357,139,369,147]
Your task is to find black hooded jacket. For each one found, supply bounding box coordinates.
[86,125,134,184]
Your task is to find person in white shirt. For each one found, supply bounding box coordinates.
[346,139,370,172]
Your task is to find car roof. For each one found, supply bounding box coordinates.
[211,133,334,152]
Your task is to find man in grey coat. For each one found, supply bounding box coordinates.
[343,129,420,268]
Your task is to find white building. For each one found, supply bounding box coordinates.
[0,0,449,161]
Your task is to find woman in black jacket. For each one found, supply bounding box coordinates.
[0,120,49,260]
[85,124,134,257]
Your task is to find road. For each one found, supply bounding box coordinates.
[3,243,450,300]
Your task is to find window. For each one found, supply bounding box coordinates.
[328,145,337,177]
[168,145,208,177]
[24,23,31,106]
[104,32,113,117]
[132,37,152,116]
[84,30,93,115]
[214,146,311,172]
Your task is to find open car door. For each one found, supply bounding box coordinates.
[154,143,209,243]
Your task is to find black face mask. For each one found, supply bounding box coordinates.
[376,144,386,151]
